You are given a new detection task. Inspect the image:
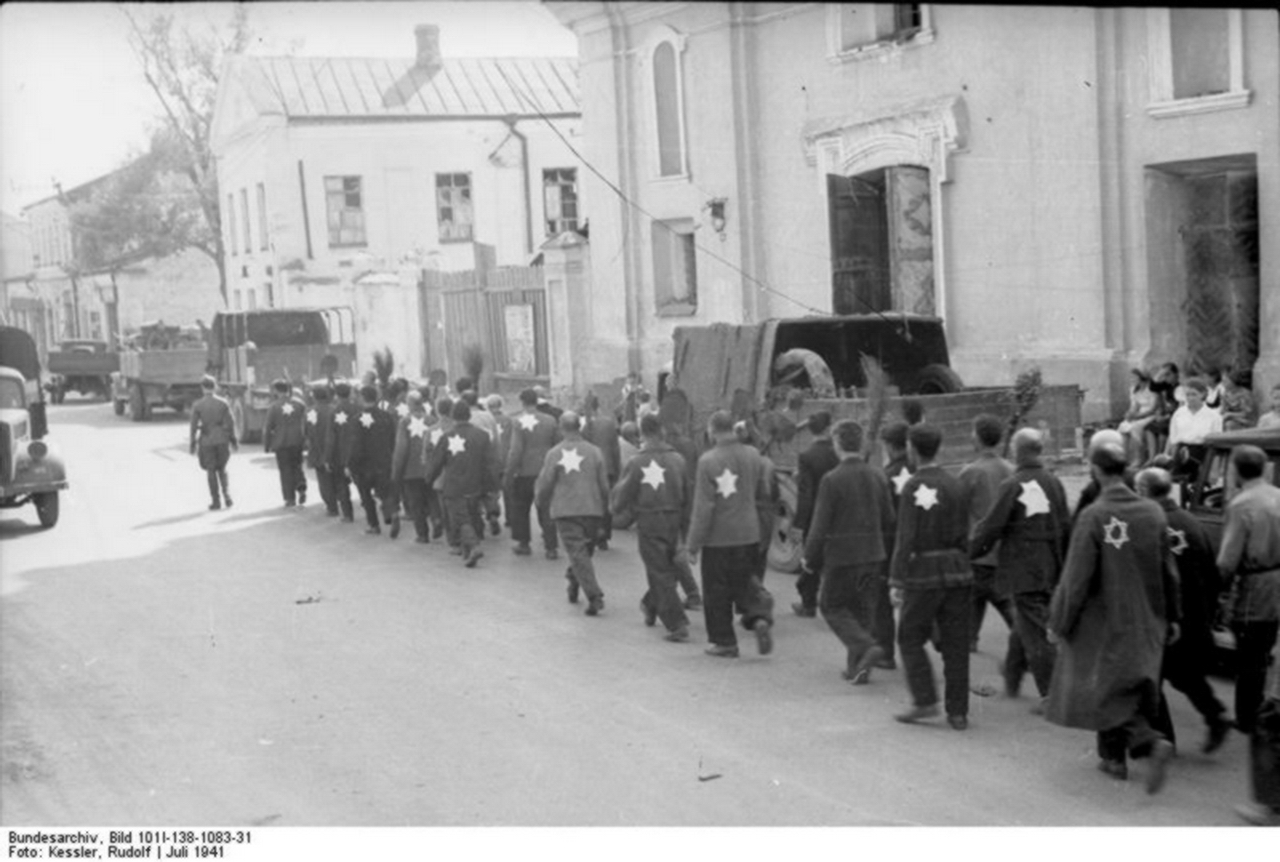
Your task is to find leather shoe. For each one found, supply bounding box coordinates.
[208,501,221,511]
[464,547,484,568]
[705,644,739,658]
[1202,716,1233,754]
[683,594,703,611]
[513,543,532,556]
[1097,759,1128,781]
[1234,802,1280,826]
[585,597,604,616]
[641,601,657,627]
[894,704,941,724]
[364,526,381,535]
[664,627,690,643]
[947,715,969,731]
[791,602,816,618]
[754,619,773,655]
[1146,739,1174,795]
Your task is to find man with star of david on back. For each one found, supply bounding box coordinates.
[610,413,693,641]
[391,390,435,544]
[326,381,359,523]
[424,400,497,567]
[304,384,340,517]
[686,410,776,659]
[1047,439,1181,794]
[970,427,1071,709]
[889,424,974,730]
[535,411,611,615]
[506,388,562,560]
[348,384,397,536]
[263,378,309,508]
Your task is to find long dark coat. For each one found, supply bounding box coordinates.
[1046,484,1181,731]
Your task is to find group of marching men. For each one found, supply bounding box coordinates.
[188,371,1280,816]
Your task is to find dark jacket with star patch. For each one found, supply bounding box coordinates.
[535,436,609,519]
[391,411,431,482]
[305,401,335,469]
[348,405,395,479]
[327,399,359,470]
[889,464,972,590]
[610,441,690,533]
[803,456,896,573]
[687,440,771,553]
[506,410,561,478]
[1159,498,1218,651]
[264,396,307,453]
[969,460,1071,595]
[423,420,497,498]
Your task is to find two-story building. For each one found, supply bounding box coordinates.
[209,24,584,377]
[547,3,1278,421]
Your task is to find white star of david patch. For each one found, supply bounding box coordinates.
[1167,527,1188,556]
[714,468,738,499]
[306,408,318,425]
[892,467,912,494]
[560,448,584,474]
[396,403,410,418]
[282,403,295,416]
[1103,516,1130,550]
[517,413,538,432]
[447,435,467,455]
[429,428,444,446]
[334,412,348,426]
[1019,480,1051,517]
[913,484,939,511]
[408,416,427,438]
[359,412,374,429]
[640,459,666,491]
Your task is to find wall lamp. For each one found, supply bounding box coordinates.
[705,197,728,240]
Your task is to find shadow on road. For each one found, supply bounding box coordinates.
[132,511,214,530]
[0,518,45,540]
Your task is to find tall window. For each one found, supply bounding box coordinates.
[436,173,474,242]
[324,176,366,247]
[1146,9,1248,117]
[1170,9,1230,99]
[543,168,579,235]
[227,193,238,255]
[653,41,685,177]
[830,4,930,57]
[651,219,697,314]
[240,188,251,254]
[256,183,269,250]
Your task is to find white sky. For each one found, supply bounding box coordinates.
[0,1,578,215]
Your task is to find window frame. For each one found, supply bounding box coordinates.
[1146,8,1250,119]
[650,218,698,317]
[226,192,238,256]
[827,4,934,64]
[324,175,368,249]
[643,27,690,182]
[435,172,475,243]
[542,167,580,236]
[239,188,251,255]
[256,182,269,251]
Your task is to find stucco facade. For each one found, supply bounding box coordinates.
[549,3,1279,421]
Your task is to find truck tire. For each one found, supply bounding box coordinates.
[128,383,150,422]
[767,473,804,574]
[914,364,964,395]
[113,398,125,416]
[34,492,59,528]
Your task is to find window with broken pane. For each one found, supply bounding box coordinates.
[543,168,579,235]
[437,173,474,242]
[324,176,366,247]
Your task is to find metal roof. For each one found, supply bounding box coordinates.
[240,56,579,120]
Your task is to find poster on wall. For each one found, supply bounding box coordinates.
[505,303,536,375]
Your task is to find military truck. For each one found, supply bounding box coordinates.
[207,307,356,442]
[0,327,67,528]
[669,314,1084,571]
[112,323,209,420]
[46,339,119,402]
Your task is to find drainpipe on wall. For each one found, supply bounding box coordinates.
[501,116,534,256]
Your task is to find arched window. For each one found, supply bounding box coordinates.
[651,38,686,178]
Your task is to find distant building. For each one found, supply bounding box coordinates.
[548,4,1279,420]
[209,23,584,375]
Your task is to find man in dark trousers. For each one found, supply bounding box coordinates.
[581,393,622,551]
[1047,440,1180,793]
[424,400,496,566]
[348,384,396,536]
[506,388,561,559]
[1136,466,1233,754]
[536,412,611,615]
[305,384,339,516]
[803,420,896,684]
[611,413,692,640]
[326,381,358,523]
[1237,637,1280,825]
[687,410,775,659]
[792,411,839,618]
[970,428,1071,710]
[392,390,434,543]
[958,415,1019,661]
[263,378,308,507]
[890,424,973,730]
[660,392,705,611]
[428,397,456,548]
[189,374,236,510]
[873,421,914,669]
[1217,444,1280,736]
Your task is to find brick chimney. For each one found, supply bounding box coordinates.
[415,24,441,72]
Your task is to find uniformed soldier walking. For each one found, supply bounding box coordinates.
[189,375,236,510]
[348,384,397,535]
[264,378,308,507]
[536,412,611,615]
[423,400,497,567]
[611,413,693,640]
[687,410,775,658]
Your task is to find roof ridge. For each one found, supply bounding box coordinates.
[245,54,577,63]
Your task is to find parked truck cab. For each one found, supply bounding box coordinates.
[0,327,68,528]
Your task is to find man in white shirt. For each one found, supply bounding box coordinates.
[1165,377,1223,456]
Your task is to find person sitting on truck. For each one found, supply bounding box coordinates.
[1258,382,1280,430]
[189,374,236,511]
[1164,378,1223,471]
[1117,368,1160,465]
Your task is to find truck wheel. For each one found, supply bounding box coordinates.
[767,473,804,574]
[34,492,59,528]
[113,398,125,416]
[128,383,150,422]
[914,364,964,395]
